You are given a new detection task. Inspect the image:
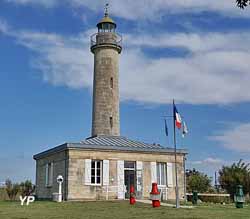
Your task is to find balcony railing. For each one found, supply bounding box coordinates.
[90,32,122,48]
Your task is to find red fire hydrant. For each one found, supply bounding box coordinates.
[150,183,161,207]
[130,185,136,205]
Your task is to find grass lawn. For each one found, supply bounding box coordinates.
[0,200,250,219]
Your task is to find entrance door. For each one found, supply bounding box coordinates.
[124,161,136,199]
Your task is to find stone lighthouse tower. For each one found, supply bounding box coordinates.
[90,5,122,137]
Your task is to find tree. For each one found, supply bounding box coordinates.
[20,180,35,196]
[186,169,212,193]
[5,179,20,201]
[219,159,250,199]
[236,0,250,9]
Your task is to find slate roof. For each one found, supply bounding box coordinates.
[33,135,187,160]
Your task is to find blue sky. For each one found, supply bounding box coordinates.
[1,0,250,183]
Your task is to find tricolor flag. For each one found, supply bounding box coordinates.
[174,104,182,129]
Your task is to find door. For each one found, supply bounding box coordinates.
[124,161,136,199]
[124,170,136,199]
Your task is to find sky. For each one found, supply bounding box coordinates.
[0,0,250,183]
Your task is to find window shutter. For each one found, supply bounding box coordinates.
[167,163,174,187]
[45,163,49,187]
[151,162,157,183]
[136,161,143,193]
[103,160,109,186]
[136,161,143,171]
[85,159,91,185]
[50,162,54,186]
[117,160,124,200]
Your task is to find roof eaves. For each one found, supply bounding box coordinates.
[67,143,188,154]
[33,143,68,160]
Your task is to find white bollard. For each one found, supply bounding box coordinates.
[57,175,63,202]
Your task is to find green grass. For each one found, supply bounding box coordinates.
[0,200,250,219]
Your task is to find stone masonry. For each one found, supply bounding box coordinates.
[91,32,121,137]
[35,148,185,201]
[35,150,68,199]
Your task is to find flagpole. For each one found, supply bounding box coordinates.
[173,99,180,208]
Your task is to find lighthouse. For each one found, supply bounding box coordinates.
[34,5,187,202]
[90,5,122,137]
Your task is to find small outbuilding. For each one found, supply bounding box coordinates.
[34,135,187,201]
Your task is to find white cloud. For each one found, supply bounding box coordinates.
[70,0,250,19]
[190,157,225,166]
[26,33,93,89]
[4,0,250,18]
[211,123,250,153]
[187,157,229,178]
[120,48,250,104]
[1,19,250,104]
[0,19,9,34]
[0,21,94,88]
[124,32,250,53]
[119,31,250,104]
[5,0,58,8]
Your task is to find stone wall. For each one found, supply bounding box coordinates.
[35,150,68,200]
[67,157,118,201]
[91,46,120,136]
[35,149,185,201]
[67,149,185,201]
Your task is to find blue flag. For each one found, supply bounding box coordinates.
[164,119,168,137]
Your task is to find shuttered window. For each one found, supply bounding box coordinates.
[91,160,102,185]
[157,162,166,186]
[45,162,53,187]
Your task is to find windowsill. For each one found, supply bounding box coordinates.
[90,184,102,186]
[46,185,52,188]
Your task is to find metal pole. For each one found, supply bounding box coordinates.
[183,156,187,203]
[173,99,180,208]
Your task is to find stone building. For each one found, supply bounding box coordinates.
[33,8,187,201]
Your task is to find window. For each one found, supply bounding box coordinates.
[110,117,113,129]
[91,160,102,185]
[157,163,166,186]
[110,77,113,89]
[45,162,53,187]
[124,161,135,169]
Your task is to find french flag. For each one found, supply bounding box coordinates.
[174,104,182,129]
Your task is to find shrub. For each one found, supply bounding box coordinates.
[5,179,20,201]
[20,180,35,196]
[199,195,231,204]
[219,160,250,199]
[186,169,212,193]
[0,188,8,200]
[187,194,231,204]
